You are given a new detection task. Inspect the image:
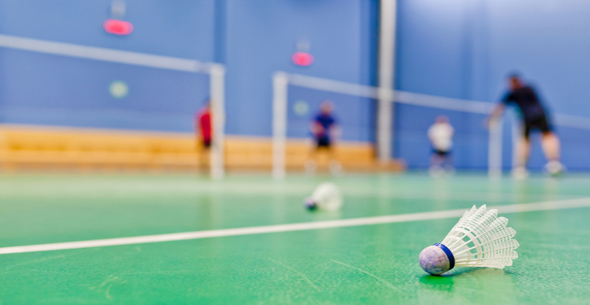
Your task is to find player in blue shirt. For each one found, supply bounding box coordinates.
[312,102,337,149]
[487,74,563,177]
[306,100,342,174]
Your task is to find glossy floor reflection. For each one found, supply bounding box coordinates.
[0,173,588,304]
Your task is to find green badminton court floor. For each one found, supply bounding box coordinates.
[0,173,589,304]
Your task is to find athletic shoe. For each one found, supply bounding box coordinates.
[512,167,529,180]
[329,161,344,177]
[304,160,317,175]
[429,166,444,178]
[545,161,564,177]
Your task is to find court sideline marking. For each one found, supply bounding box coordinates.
[0,197,589,255]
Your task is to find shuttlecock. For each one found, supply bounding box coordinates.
[304,182,342,211]
[419,205,519,275]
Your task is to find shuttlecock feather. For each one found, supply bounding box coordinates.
[419,205,519,275]
[304,182,342,211]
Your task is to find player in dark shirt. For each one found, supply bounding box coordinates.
[487,74,563,177]
[306,100,342,175]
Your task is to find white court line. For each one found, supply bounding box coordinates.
[0,198,589,255]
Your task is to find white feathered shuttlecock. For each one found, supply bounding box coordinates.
[304,182,342,211]
[419,205,519,275]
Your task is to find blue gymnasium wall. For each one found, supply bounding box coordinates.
[485,0,590,171]
[395,0,491,170]
[0,0,378,142]
[224,0,377,140]
[396,0,590,170]
[0,0,215,131]
[3,0,589,170]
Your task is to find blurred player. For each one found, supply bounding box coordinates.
[196,101,212,170]
[487,74,564,178]
[428,115,454,177]
[305,100,342,175]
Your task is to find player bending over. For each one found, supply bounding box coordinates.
[428,115,454,177]
[306,100,342,175]
[487,74,564,178]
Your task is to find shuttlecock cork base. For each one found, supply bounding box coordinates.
[419,205,519,276]
[304,198,318,210]
[419,243,455,275]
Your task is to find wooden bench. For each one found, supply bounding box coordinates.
[0,124,405,172]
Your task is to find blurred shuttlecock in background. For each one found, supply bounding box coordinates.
[419,205,519,275]
[304,182,342,211]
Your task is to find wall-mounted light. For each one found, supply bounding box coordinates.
[103,19,133,35]
[292,51,314,66]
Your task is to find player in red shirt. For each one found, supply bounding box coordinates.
[197,103,212,148]
[196,102,212,169]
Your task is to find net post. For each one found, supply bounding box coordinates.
[488,118,503,178]
[377,0,397,162]
[377,88,393,163]
[272,72,289,180]
[511,113,523,171]
[209,64,225,179]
